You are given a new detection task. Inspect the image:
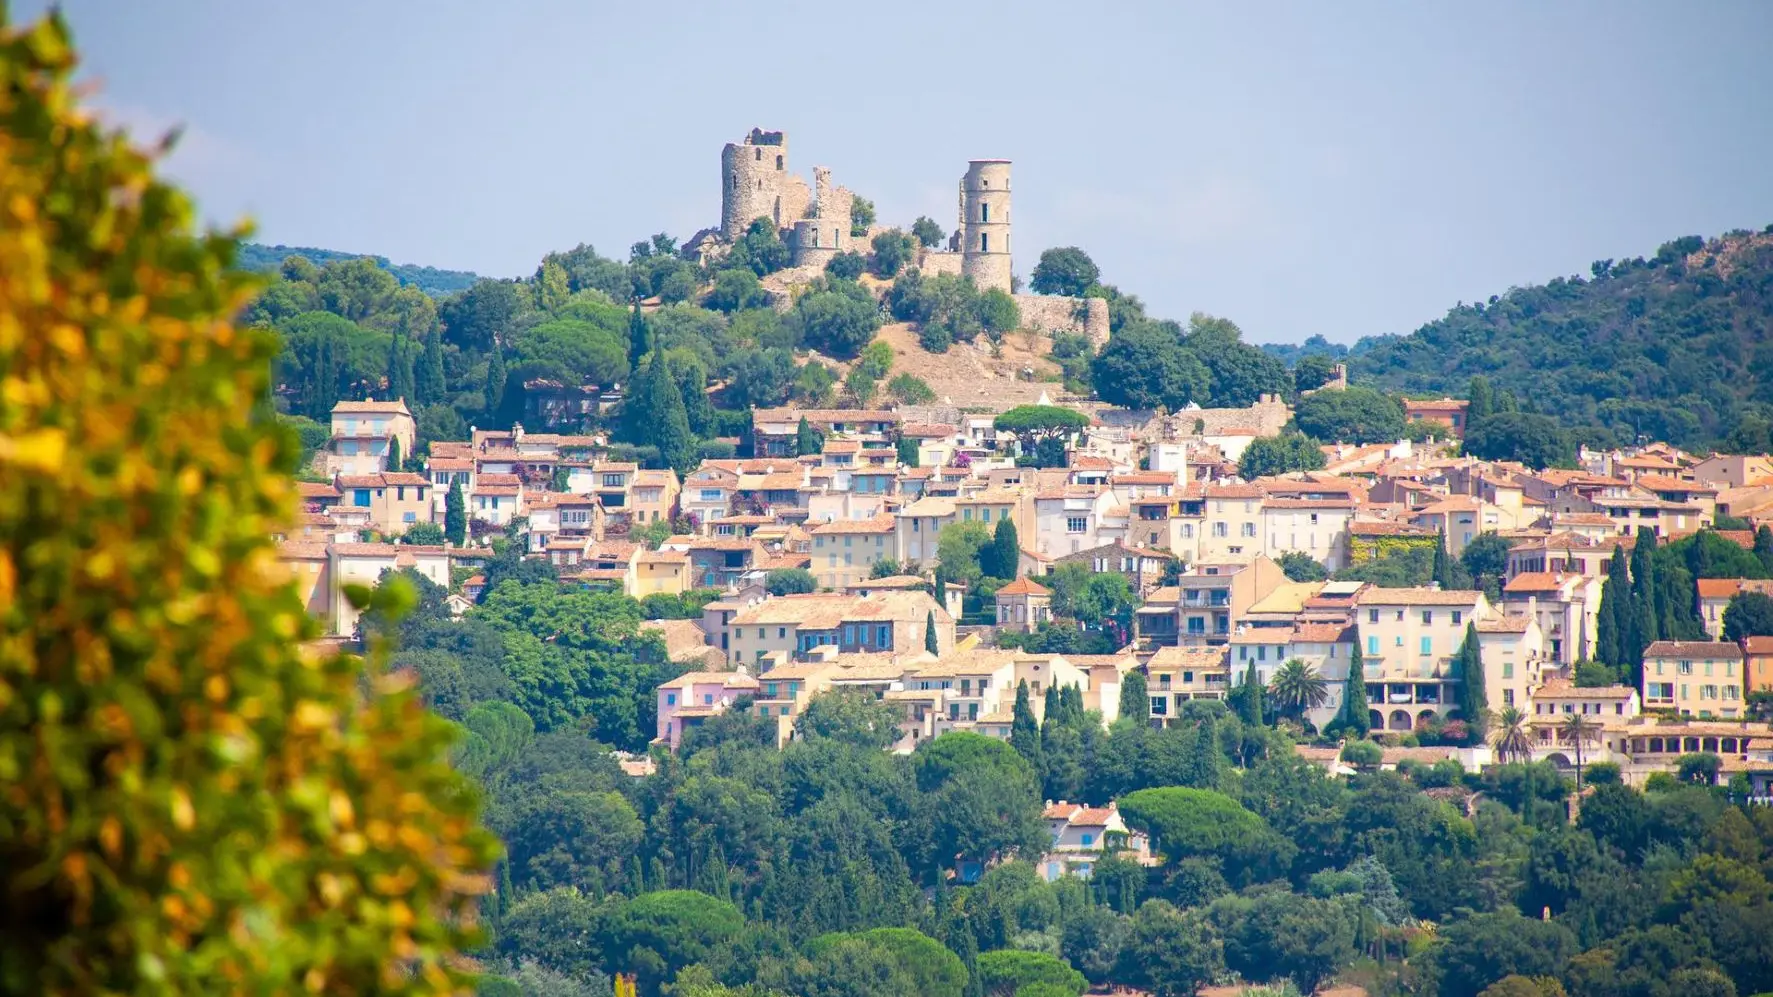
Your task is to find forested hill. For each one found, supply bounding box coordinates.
[235,242,482,297]
[1347,227,1773,449]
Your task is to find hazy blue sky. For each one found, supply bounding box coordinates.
[37,1,1773,344]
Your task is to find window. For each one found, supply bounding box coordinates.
[1725,685,1740,700]
[1503,689,1514,706]
[1241,522,1256,538]
[1702,685,1718,700]
[1678,660,1693,675]
[778,627,786,638]
[1369,609,1380,624]
[1419,637,1432,655]
[1368,636,1379,655]
[703,694,713,705]
[1066,517,1087,533]
[1081,833,1095,846]
[1422,611,1433,625]
[1212,522,1228,538]
[1452,611,1462,625]
[980,233,989,252]
[666,693,677,706]
[1183,524,1194,538]
[1503,662,1514,679]
[981,202,990,222]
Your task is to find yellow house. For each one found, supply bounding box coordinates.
[810,514,897,590]
[1642,640,1746,718]
[334,472,433,537]
[328,399,416,476]
[634,548,692,598]
[725,591,954,668]
[630,468,681,526]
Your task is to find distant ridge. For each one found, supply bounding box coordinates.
[234,242,482,297]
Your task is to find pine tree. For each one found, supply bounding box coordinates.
[985,517,1020,580]
[1238,659,1263,726]
[1456,622,1488,744]
[925,611,940,655]
[444,481,466,546]
[1010,680,1043,774]
[628,299,650,368]
[1183,719,1222,789]
[1341,630,1370,736]
[483,344,506,419]
[1119,670,1150,725]
[417,326,446,404]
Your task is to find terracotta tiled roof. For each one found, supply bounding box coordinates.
[1290,622,1355,643]
[811,515,896,535]
[1643,640,1743,660]
[297,482,341,499]
[1504,572,1574,593]
[1475,614,1532,634]
[332,399,411,414]
[1742,636,1773,654]
[995,576,1051,597]
[1356,587,1485,606]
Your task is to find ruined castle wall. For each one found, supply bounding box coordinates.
[790,218,846,268]
[779,176,812,230]
[1013,294,1110,349]
[916,249,966,279]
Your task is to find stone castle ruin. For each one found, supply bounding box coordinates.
[695,128,1109,347]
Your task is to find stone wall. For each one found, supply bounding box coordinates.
[720,131,790,240]
[917,248,966,278]
[1013,293,1109,348]
[789,218,845,268]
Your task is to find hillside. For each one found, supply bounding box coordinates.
[235,242,482,297]
[1345,227,1773,448]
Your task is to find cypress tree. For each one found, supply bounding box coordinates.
[444,481,466,546]
[925,611,940,655]
[675,357,715,437]
[1341,630,1370,737]
[1183,719,1222,789]
[483,344,506,419]
[1597,544,1630,667]
[628,345,695,473]
[1010,680,1043,774]
[385,434,403,474]
[1119,670,1150,725]
[796,416,821,456]
[1756,525,1773,576]
[985,517,1020,580]
[417,326,446,405]
[388,333,415,405]
[1456,622,1488,744]
[1042,684,1062,735]
[1629,527,1658,682]
[1238,659,1263,727]
[628,299,649,368]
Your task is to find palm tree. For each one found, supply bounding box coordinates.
[1491,705,1535,821]
[1269,658,1330,725]
[1559,713,1598,791]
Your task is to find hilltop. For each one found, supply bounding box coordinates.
[235,242,482,297]
[1342,227,1773,449]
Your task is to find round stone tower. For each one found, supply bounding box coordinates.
[721,129,789,240]
[959,159,1012,294]
[790,218,846,268]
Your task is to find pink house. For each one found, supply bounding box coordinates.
[655,670,761,748]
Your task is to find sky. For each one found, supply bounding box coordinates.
[34,0,1773,345]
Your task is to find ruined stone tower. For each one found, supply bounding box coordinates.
[959,159,1012,294]
[721,129,809,240]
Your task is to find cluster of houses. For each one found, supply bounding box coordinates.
[277,395,1773,808]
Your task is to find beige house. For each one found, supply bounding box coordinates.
[327,399,416,476]
[1697,578,1773,639]
[810,514,897,590]
[1500,572,1604,665]
[1475,613,1548,714]
[1691,454,1773,490]
[630,468,681,527]
[1196,483,1267,565]
[1642,640,1746,718]
[1037,802,1153,882]
[334,472,433,536]
[1356,587,1491,732]
[1171,555,1287,646]
[328,542,451,638]
[724,591,953,667]
[1261,498,1355,572]
[1145,644,1231,722]
[995,576,1053,633]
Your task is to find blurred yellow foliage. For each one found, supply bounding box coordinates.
[0,10,498,995]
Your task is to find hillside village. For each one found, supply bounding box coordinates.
[281,387,1773,797]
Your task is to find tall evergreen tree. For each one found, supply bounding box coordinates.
[1182,719,1222,789]
[674,357,715,437]
[416,326,446,404]
[984,517,1020,580]
[1010,680,1043,774]
[1341,630,1370,736]
[1597,544,1630,667]
[627,345,696,473]
[796,416,822,456]
[1456,622,1488,744]
[925,611,940,655]
[1757,525,1773,576]
[1042,685,1062,735]
[483,344,506,419]
[385,333,413,404]
[1119,670,1150,725]
[1432,531,1464,589]
[385,434,403,474]
[628,299,649,368]
[1628,527,1658,682]
[1238,659,1263,727]
[444,481,466,546]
